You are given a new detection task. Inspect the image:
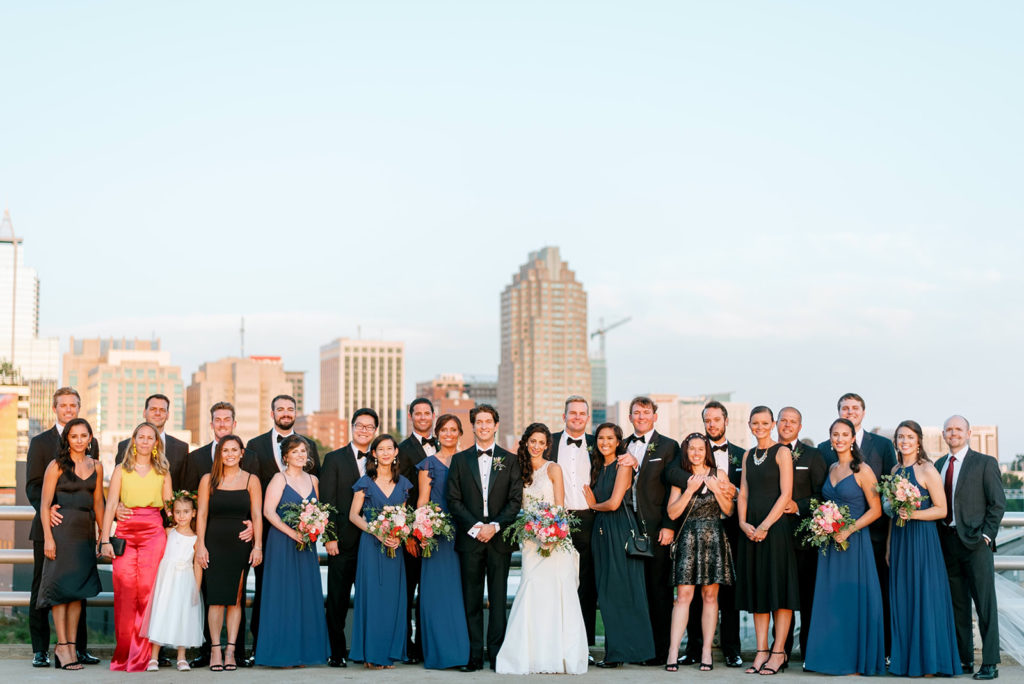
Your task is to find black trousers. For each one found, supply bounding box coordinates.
[402,548,421,659]
[325,546,359,660]
[569,509,597,646]
[30,541,89,653]
[939,526,1000,666]
[639,525,672,663]
[198,568,248,658]
[870,535,891,658]
[784,545,818,658]
[458,543,511,663]
[683,523,740,659]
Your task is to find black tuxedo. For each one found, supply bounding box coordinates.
[670,441,744,662]
[244,430,320,652]
[182,443,215,493]
[551,430,598,646]
[115,433,190,490]
[446,444,523,664]
[627,430,679,662]
[320,444,365,660]
[24,425,98,653]
[782,441,826,658]
[396,433,435,659]
[819,429,895,656]
[935,449,1005,666]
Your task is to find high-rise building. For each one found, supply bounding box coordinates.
[464,375,498,404]
[295,412,348,452]
[0,370,30,487]
[62,337,188,459]
[186,356,292,445]
[1,211,59,438]
[285,370,306,413]
[590,358,607,424]
[320,338,405,436]
[498,247,591,446]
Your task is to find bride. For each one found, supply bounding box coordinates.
[496,423,589,675]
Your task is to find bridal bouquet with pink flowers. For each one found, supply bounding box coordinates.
[503,499,579,557]
[877,473,927,527]
[796,499,857,554]
[405,502,455,558]
[280,498,337,551]
[366,504,412,558]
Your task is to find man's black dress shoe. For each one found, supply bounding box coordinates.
[328,656,347,667]
[403,656,421,665]
[32,651,50,668]
[596,660,622,668]
[678,654,699,666]
[974,664,998,680]
[157,654,173,667]
[588,655,595,665]
[460,659,483,672]
[962,662,976,675]
[242,655,255,668]
[75,650,100,665]
[189,654,210,669]
[724,653,743,668]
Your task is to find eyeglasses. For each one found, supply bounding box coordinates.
[353,423,376,432]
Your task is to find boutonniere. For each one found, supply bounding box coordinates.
[645,438,658,458]
[729,451,741,468]
[492,456,506,472]
[790,444,802,463]
[587,444,594,457]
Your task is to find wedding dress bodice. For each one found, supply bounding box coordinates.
[524,460,555,506]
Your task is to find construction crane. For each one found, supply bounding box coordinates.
[590,317,631,358]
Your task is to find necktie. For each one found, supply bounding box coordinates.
[943,455,956,525]
[478,448,493,457]
[712,443,727,452]
[567,437,583,448]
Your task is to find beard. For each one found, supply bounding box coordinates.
[275,416,295,432]
[706,427,726,443]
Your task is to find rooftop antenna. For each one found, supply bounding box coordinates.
[240,317,246,357]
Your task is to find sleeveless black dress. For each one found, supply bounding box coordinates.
[735,444,800,612]
[670,469,735,586]
[206,478,253,605]
[37,469,102,608]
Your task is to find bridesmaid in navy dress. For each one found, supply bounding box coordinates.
[887,420,960,677]
[254,435,330,667]
[350,434,414,669]
[416,414,470,669]
[804,418,885,676]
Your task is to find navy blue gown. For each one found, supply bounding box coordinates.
[416,456,470,669]
[804,471,885,675]
[350,474,413,666]
[888,466,960,676]
[254,479,330,666]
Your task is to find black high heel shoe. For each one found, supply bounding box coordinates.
[223,643,237,671]
[759,651,788,676]
[54,643,82,671]
[745,649,769,674]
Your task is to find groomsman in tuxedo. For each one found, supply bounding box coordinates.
[817,392,895,658]
[619,396,679,667]
[396,398,437,664]
[675,400,743,668]
[447,405,523,672]
[776,407,826,662]
[551,395,598,656]
[935,415,1005,681]
[183,402,254,668]
[321,408,379,668]
[244,394,321,665]
[114,393,190,488]
[25,387,100,668]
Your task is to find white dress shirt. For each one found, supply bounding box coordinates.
[272,429,295,472]
[627,431,651,509]
[414,432,437,458]
[855,428,865,450]
[352,444,369,478]
[940,445,969,528]
[558,432,590,511]
[56,422,66,436]
[470,442,500,536]
[710,439,730,474]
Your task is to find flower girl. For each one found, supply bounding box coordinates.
[144,491,204,671]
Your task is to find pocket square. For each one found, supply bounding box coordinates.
[795,466,808,470]
[647,458,662,462]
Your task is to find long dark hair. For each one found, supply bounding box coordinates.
[590,422,625,488]
[894,419,930,465]
[56,418,93,474]
[679,432,715,475]
[367,434,400,483]
[517,423,551,487]
[210,435,246,489]
[830,418,863,473]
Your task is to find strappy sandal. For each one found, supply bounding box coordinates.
[745,649,769,674]
[55,643,83,670]
[700,661,714,671]
[209,644,224,672]
[223,643,237,671]
[665,663,679,672]
[759,651,788,676]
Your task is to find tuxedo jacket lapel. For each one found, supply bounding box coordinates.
[469,452,484,498]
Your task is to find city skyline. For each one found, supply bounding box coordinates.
[1,4,1020,455]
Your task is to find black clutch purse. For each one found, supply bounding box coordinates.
[623,495,654,559]
[108,536,127,557]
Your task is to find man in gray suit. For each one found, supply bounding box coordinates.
[935,415,1005,681]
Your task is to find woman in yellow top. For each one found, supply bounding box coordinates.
[100,422,172,672]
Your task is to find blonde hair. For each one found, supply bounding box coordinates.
[121,422,170,475]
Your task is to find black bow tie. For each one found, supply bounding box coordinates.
[566,437,583,448]
[356,451,368,460]
[712,443,727,452]
[478,448,493,457]
[276,434,285,444]
[629,434,646,444]
[420,436,436,448]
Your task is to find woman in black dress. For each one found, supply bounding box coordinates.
[665,433,735,672]
[196,435,263,671]
[582,422,654,668]
[736,406,799,675]
[38,418,104,670]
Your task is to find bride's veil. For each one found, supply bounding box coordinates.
[995,573,1024,665]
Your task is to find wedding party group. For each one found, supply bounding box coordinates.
[24,386,1006,680]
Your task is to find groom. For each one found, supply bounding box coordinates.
[447,404,523,672]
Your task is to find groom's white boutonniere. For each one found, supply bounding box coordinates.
[493,456,506,472]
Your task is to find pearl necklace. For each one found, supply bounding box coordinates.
[752,448,770,467]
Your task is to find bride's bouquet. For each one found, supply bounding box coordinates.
[876,473,927,527]
[503,499,579,557]
[796,499,857,554]
[279,498,337,551]
[405,502,454,558]
[366,504,412,558]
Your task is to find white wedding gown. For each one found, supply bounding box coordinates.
[496,461,589,675]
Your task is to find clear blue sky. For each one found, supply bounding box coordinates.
[2,2,1021,455]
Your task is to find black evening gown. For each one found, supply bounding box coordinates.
[735,444,800,612]
[37,469,102,608]
[205,484,253,605]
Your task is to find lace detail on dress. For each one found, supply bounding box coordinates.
[524,461,556,506]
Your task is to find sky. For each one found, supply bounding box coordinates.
[1,2,1022,456]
